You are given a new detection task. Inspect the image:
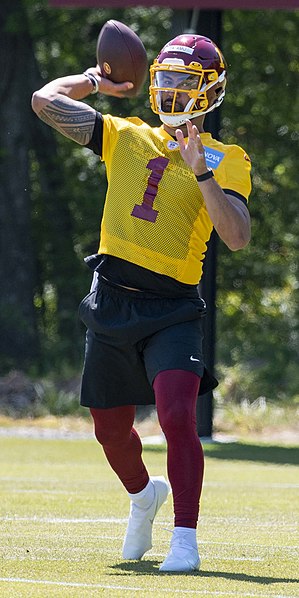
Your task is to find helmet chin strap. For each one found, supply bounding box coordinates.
[159,112,198,128]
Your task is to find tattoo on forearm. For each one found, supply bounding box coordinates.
[39,97,96,145]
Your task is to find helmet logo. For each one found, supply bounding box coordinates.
[103,62,112,75]
[199,99,209,110]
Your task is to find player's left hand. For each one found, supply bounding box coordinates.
[175,120,208,177]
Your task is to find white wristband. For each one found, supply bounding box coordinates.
[83,72,99,94]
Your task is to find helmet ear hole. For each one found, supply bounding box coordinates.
[215,86,223,95]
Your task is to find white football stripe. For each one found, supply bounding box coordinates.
[0,577,294,597]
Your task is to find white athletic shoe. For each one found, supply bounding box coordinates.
[122,476,170,560]
[159,531,201,572]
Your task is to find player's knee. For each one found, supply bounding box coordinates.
[90,406,134,447]
[90,410,124,447]
[93,425,121,447]
[158,401,195,439]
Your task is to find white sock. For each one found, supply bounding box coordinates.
[128,479,155,509]
[173,526,197,548]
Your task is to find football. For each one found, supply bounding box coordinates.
[96,20,148,97]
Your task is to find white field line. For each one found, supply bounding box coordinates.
[0,478,111,489]
[0,578,295,598]
[12,489,80,495]
[1,516,128,524]
[1,531,298,553]
[2,541,298,553]
[1,477,298,489]
[0,516,299,561]
[2,536,298,558]
[3,486,294,496]
[0,541,275,562]
[0,550,269,563]
[1,543,298,557]
[1,515,297,529]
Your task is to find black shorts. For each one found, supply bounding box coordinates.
[78,277,217,409]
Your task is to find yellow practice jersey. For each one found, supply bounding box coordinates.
[99,115,251,285]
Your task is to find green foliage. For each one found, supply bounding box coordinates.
[3,3,298,403]
[40,381,86,416]
[216,10,299,403]
[214,395,298,437]
[25,1,173,373]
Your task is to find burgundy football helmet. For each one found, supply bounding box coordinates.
[149,34,227,127]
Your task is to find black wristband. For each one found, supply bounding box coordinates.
[195,170,214,182]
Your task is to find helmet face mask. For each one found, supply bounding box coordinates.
[149,35,227,128]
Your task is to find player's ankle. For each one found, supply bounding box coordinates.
[128,479,155,509]
[173,526,197,547]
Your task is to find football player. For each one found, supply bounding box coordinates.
[32,34,251,572]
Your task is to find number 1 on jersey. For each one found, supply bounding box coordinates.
[131,156,169,223]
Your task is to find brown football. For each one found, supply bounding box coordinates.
[96,20,148,98]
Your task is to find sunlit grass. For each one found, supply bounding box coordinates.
[0,435,298,597]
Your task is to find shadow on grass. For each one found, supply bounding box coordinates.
[199,570,299,585]
[110,561,299,584]
[203,442,299,465]
[143,442,299,465]
[109,560,197,576]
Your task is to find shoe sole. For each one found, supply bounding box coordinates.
[159,558,200,573]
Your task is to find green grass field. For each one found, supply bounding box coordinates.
[0,434,298,597]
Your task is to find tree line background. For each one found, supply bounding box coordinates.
[0,0,298,407]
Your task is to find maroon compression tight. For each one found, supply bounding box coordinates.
[90,369,203,528]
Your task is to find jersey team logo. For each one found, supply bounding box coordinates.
[167,140,179,150]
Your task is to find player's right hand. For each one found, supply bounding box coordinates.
[85,65,134,98]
